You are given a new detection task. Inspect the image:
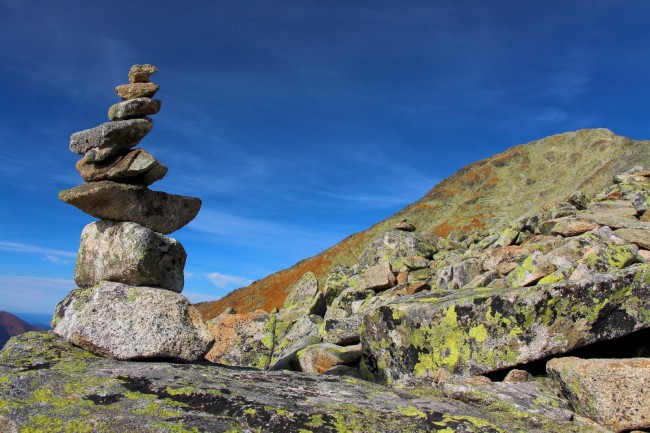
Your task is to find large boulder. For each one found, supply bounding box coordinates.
[297,343,362,374]
[361,263,650,383]
[52,281,214,361]
[58,181,201,234]
[69,118,153,162]
[357,230,437,271]
[547,357,650,432]
[0,331,604,433]
[74,220,186,292]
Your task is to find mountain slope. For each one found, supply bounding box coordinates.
[196,128,650,318]
[0,311,43,347]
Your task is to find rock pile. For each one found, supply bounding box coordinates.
[53,65,213,361]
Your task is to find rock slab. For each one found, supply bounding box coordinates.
[75,148,168,185]
[58,181,201,234]
[69,118,153,162]
[52,281,213,361]
[74,220,186,292]
[547,357,650,432]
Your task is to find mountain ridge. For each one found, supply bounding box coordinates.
[196,128,650,318]
[0,311,43,348]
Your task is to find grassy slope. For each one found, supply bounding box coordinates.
[196,128,650,318]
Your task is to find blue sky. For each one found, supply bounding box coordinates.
[2,1,650,315]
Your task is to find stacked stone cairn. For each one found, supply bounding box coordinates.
[53,65,214,361]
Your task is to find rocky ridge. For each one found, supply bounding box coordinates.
[204,166,650,432]
[54,64,213,361]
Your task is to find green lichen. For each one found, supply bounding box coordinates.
[397,406,426,418]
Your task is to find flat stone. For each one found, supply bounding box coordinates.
[319,316,361,345]
[75,148,168,185]
[115,82,159,100]
[539,218,601,237]
[58,181,201,234]
[547,357,650,432]
[363,261,396,291]
[614,228,650,250]
[74,220,186,292]
[128,64,157,83]
[505,251,555,287]
[269,315,323,371]
[503,369,534,383]
[69,118,153,162]
[394,221,416,231]
[297,343,362,374]
[108,98,162,120]
[52,281,214,361]
[282,271,320,312]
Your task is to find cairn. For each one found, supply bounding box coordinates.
[53,65,214,361]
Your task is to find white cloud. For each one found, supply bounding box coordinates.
[44,255,72,266]
[0,241,76,258]
[206,272,254,290]
[0,275,74,314]
[183,290,221,305]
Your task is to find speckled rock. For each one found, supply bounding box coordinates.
[58,181,201,234]
[357,230,437,271]
[75,148,167,185]
[361,264,650,383]
[115,82,159,100]
[108,97,161,120]
[297,343,362,374]
[74,220,186,292]
[363,261,396,290]
[52,282,214,361]
[69,118,153,162]
[269,314,322,371]
[204,310,275,369]
[319,316,361,345]
[0,332,604,433]
[323,265,363,305]
[547,357,650,432]
[128,64,158,83]
[614,228,650,250]
[281,271,323,313]
[539,218,601,237]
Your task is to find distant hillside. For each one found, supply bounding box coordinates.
[196,128,650,318]
[0,311,43,348]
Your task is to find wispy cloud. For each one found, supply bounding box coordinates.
[44,255,72,266]
[0,241,76,258]
[206,272,254,290]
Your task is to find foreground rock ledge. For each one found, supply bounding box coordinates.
[52,282,213,361]
[58,181,201,234]
[0,332,605,433]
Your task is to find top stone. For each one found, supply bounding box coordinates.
[128,64,158,83]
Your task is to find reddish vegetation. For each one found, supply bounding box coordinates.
[204,309,267,363]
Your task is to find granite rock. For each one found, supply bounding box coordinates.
[115,82,159,100]
[69,118,153,162]
[108,97,161,120]
[75,148,167,185]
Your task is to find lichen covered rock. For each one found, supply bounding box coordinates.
[362,264,650,382]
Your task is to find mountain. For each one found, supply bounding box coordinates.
[196,128,650,318]
[0,311,43,348]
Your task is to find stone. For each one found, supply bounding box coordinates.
[503,369,534,383]
[361,264,650,382]
[0,332,605,433]
[319,316,361,345]
[363,261,396,290]
[493,219,525,247]
[323,307,349,319]
[436,258,483,290]
[393,281,430,296]
[539,218,601,237]
[108,97,162,120]
[482,246,534,272]
[74,220,186,292]
[394,220,416,231]
[357,230,437,271]
[282,271,319,311]
[639,250,650,262]
[270,314,323,370]
[69,118,153,162]
[204,310,275,369]
[115,82,159,100]
[396,270,409,285]
[58,181,201,234]
[52,281,213,361]
[298,343,362,374]
[547,357,650,432]
[505,251,555,287]
[128,64,158,83]
[404,255,430,270]
[330,288,374,315]
[75,148,168,185]
[323,364,362,378]
[642,211,650,222]
[322,265,363,305]
[614,228,650,250]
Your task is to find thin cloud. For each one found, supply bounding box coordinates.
[0,275,74,314]
[206,272,254,290]
[44,255,72,266]
[0,241,76,258]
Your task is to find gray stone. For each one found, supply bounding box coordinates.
[269,314,323,371]
[547,357,650,432]
[69,118,153,162]
[538,218,601,237]
[331,288,374,314]
[322,265,363,305]
[58,181,201,234]
[52,282,214,361]
[505,251,555,287]
[282,271,319,311]
[323,307,349,320]
[363,261,396,290]
[108,98,162,120]
[75,148,168,185]
[361,264,650,382]
[358,230,437,271]
[436,258,482,290]
[614,228,650,250]
[319,316,361,345]
[298,343,362,374]
[74,220,186,292]
[503,369,534,383]
[0,331,605,433]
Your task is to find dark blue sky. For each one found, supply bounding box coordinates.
[2,1,650,313]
